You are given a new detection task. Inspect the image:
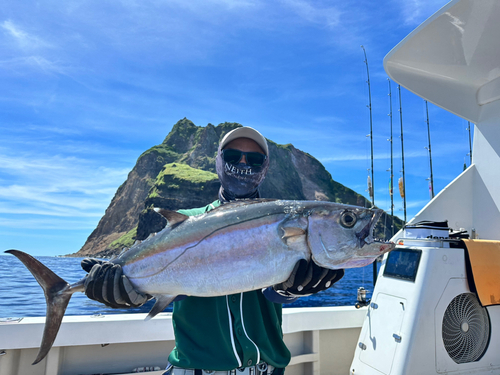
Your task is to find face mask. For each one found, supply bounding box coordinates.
[215,146,269,199]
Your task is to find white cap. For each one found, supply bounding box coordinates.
[219,127,269,156]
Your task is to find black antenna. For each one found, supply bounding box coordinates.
[361,45,374,207]
[398,85,407,223]
[425,100,434,199]
[388,79,394,237]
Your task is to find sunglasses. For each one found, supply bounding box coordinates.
[222,149,267,167]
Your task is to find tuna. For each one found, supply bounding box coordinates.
[6,199,394,364]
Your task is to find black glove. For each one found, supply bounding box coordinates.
[81,259,150,308]
[274,259,344,297]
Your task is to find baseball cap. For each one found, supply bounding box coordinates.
[219,127,269,156]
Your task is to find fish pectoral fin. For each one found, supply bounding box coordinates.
[281,227,307,247]
[154,208,189,227]
[145,295,176,321]
[281,227,306,239]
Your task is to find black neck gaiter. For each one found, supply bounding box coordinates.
[215,146,269,203]
[218,185,260,204]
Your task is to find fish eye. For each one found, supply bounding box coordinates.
[340,211,357,228]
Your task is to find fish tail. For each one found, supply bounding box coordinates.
[5,250,75,365]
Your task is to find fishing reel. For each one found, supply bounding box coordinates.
[355,287,370,309]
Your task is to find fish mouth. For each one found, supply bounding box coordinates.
[356,209,383,247]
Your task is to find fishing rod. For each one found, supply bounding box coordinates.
[425,100,434,199]
[361,45,375,207]
[398,85,407,224]
[467,121,473,165]
[361,45,376,287]
[388,79,394,238]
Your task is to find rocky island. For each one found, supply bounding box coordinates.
[74,118,402,258]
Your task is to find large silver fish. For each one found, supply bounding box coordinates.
[6,199,394,364]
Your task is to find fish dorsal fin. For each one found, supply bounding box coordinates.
[281,227,306,239]
[154,208,189,227]
[145,295,176,321]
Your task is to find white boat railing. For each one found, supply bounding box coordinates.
[0,306,366,375]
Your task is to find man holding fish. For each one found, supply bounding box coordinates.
[82,127,345,375]
[7,126,393,372]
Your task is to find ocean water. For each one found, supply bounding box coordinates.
[0,254,376,318]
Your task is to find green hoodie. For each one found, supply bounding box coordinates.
[167,200,290,374]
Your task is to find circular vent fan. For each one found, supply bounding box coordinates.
[442,293,490,364]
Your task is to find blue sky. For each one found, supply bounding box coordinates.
[1,0,472,256]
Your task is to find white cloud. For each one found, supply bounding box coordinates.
[0,184,112,213]
[0,152,129,218]
[0,216,97,230]
[0,55,75,80]
[280,0,342,28]
[26,124,83,136]
[25,55,63,74]
[1,19,53,50]
[397,0,445,26]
